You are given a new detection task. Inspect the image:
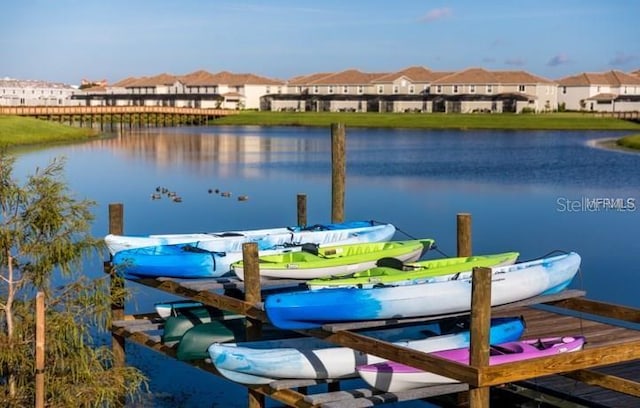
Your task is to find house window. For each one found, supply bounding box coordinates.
[357,85,363,94]
[266,87,271,94]
[343,86,348,94]
[562,86,567,94]
[453,85,459,93]
[518,85,525,92]
[313,86,319,94]
[487,85,493,93]
[393,85,399,94]
[277,87,282,94]
[436,85,442,93]
[409,85,415,94]
[377,85,384,94]
[328,86,334,94]
[469,85,475,93]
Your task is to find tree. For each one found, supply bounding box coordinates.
[0,151,146,407]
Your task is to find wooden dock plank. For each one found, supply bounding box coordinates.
[319,384,470,407]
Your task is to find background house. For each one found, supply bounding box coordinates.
[430,68,557,113]
[557,71,640,112]
[0,78,80,106]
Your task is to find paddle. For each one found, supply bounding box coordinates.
[375,257,421,271]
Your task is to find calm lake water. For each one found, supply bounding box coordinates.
[13,125,640,407]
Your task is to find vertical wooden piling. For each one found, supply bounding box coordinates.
[242,242,263,341]
[331,123,346,223]
[452,212,473,406]
[469,266,492,407]
[457,213,472,257]
[241,242,265,408]
[35,291,45,408]
[297,193,307,227]
[108,203,125,369]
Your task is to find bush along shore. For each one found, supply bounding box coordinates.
[616,134,640,150]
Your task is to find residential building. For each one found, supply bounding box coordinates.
[10,66,639,113]
[0,77,80,106]
[557,70,640,112]
[75,70,285,110]
[430,68,557,113]
[264,66,557,113]
[369,66,452,112]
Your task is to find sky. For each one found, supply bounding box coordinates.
[1,0,639,85]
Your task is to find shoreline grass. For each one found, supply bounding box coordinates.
[210,111,640,130]
[1,113,639,150]
[0,115,98,148]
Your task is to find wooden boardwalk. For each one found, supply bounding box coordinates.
[111,271,640,408]
[0,105,238,117]
[0,105,238,128]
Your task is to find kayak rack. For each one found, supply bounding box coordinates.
[106,204,640,408]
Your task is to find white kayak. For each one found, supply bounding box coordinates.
[265,252,581,330]
[207,316,525,384]
[105,220,396,255]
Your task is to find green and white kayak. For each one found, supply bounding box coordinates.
[176,320,301,361]
[306,252,519,290]
[231,239,434,281]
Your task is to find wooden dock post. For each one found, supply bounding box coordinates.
[457,213,472,257]
[107,203,126,369]
[242,242,263,341]
[241,242,266,408]
[469,266,492,407]
[297,193,307,227]
[35,291,45,408]
[331,123,346,223]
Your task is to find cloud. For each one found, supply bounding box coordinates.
[609,52,637,66]
[420,7,452,23]
[547,53,570,67]
[504,57,526,66]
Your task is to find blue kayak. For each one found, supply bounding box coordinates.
[265,252,581,330]
[111,220,397,279]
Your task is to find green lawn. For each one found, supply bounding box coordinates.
[211,111,640,130]
[0,115,97,147]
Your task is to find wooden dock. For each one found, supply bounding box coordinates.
[109,271,640,408]
[0,105,238,129]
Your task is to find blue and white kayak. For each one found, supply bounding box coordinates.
[105,220,396,255]
[208,316,525,384]
[265,252,581,330]
[110,221,397,279]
